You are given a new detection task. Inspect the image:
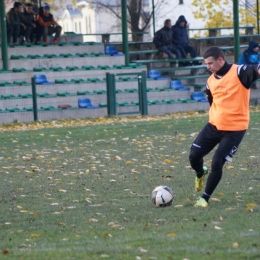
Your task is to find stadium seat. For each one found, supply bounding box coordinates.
[115,89,123,93]
[0,81,12,86]
[43,54,58,58]
[11,55,24,59]
[87,78,103,83]
[13,80,29,86]
[131,101,139,105]
[57,91,71,97]
[124,88,138,93]
[78,98,99,108]
[97,65,111,70]
[91,52,107,57]
[82,65,95,70]
[105,46,124,56]
[93,90,106,94]
[191,92,208,102]
[76,52,89,57]
[66,66,80,71]
[55,79,69,84]
[33,67,47,72]
[148,99,161,105]
[71,78,85,83]
[36,92,51,98]
[58,104,72,109]
[12,67,26,72]
[23,107,33,111]
[116,101,129,106]
[70,41,82,46]
[34,74,54,85]
[118,76,132,81]
[99,102,107,107]
[60,53,73,58]
[40,106,56,110]
[178,98,197,103]
[162,99,176,104]
[170,80,190,91]
[77,90,90,95]
[18,93,32,98]
[5,107,20,112]
[27,54,41,59]
[1,94,15,99]
[148,70,167,80]
[49,66,63,72]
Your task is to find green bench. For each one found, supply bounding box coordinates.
[220,44,248,53]
[131,57,204,69]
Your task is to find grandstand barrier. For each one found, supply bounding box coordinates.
[106,71,148,116]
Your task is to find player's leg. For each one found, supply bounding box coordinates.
[198,130,246,206]
[189,123,220,193]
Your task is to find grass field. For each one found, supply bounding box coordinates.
[0,112,259,260]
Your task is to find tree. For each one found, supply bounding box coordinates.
[82,0,163,41]
[192,0,256,31]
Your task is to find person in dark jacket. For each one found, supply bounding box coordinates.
[35,4,62,44]
[20,3,36,43]
[6,2,31,44]
[172,15,200,65]
[238,41,260,65]
[153,19,181,60]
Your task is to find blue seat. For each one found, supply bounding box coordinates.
[105,46,124,56]
[191,92,208,102]
[78,98,99,108]
[34,74,54,85]
[148,70,167,80]
[170,80,190,91]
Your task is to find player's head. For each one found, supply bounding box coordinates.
[203,46,225,73]
[25,3,33,13]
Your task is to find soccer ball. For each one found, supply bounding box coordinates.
[151,185,174,207]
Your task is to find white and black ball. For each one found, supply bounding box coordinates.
[151,185,174,207]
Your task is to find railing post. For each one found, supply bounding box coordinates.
[31,77,38,121]
[139,71,148,115]
[106,73,116,116]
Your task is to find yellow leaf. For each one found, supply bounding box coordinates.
[211,198,221,202]
[225,208,234,210]
[103,233,112,238]
[246,203,257,207]
[164,159,172,163]
[180,137,185,140]
[30,233,41,238]
[20,210,29,213]
[125,160,131,164]
[214,226,222,230]
[17,206,22,209]
[226,165,234,169]
[167,233,177,237]
[89,218,98,222]
[58,189,67,193]
[232,242,239,248]
[85,169,89,174]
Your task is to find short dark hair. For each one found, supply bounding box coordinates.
[13,2,22,8]
[164,19,171,26]
[203,46,225,60]
[26,3,33,7]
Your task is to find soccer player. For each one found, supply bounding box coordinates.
[189,46,260,207]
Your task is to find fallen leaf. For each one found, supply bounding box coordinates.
[30,233,41,238]
[89,218,98,222]
[214,226,222,230]
[246,203,257,207]
[232,242,239,248]
[58,189,67,193]
[211,198,221,202]
[167,233,177,237]
[103,233,112,238]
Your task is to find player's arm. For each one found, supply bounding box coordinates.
[237,64,260,89]
[205,84,213,106]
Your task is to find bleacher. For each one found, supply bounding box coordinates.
[1,29,260,124]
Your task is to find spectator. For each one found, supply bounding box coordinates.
[35,4,62,44]
[238,41,260,65]
[153,19,182,60]
[171,15,201,65]
[20,3,36,43]
[6,2,31,44]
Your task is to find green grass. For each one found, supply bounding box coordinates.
[0,112,260,259]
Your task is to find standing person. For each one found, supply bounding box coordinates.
[35,4,62,44]
[189,46,260,207]
[153,19,182,60]
[238,41,260,65]
[171,15,200,65]
[6,2,30,44]
[20,3,36,43]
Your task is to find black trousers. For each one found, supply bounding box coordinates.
[189,122,246,196]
